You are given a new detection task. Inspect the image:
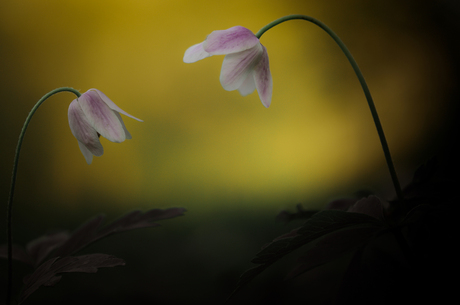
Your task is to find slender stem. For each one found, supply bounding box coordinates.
[257,15,404,202]
[6,87,81,305]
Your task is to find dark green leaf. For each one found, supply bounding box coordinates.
[231,210,384,299]
[54,207,186,258]
[19,254,125,304]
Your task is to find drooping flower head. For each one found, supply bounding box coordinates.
[68,89,143,164]
[183,26,273,108]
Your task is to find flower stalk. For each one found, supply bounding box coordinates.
[5,87,81,305]
[257,15,404,203]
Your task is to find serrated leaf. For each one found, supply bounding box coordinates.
[0,208,186,267]
[26,231,70,267]
[253,210,382,265]
[19,254,125,304]
[230,210,384,299]
[285,226,383,280]
[53,215,105,258]
[276,203,319,222]
[225,264,268,303]
[54,207,186,258]
[1,208,186,303]
[94,207,186,239]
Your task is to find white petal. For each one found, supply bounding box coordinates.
[78,90,126,143]
[115,112,132,140]
[253,45,273,108]
[90,89,143,122]
[68,100,104,157]
[77,140,95,164]
[183,42,210,63]
[237,73,256,96]
[204,26,259,55]
[219,44,263,91]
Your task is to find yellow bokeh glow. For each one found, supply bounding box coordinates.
[0,0,453,214]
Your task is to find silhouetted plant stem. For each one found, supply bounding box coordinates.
[5,87,81,305]
[256,15,404,203]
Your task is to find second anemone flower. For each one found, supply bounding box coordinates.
[68,89,143,164]
[183,26,273,108]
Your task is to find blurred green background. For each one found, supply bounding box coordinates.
[1,0,458,304]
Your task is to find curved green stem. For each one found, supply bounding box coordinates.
[257,15,404,203]
[6,87,81,305]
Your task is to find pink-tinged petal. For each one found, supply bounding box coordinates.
[115,112,132,140]
[89,89,143,122]
[77,140,95,164]
[183,42,210,63]
[68,100,104,159]
[220,44,263,91]
[253,45,272,108]
[203,26,259,55]
[78,90,126,143]
[237,73,256,96]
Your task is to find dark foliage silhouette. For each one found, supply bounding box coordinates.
[0,207,186,303]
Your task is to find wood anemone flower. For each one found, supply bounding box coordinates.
[184,26,273,108]
[68,89,143,164]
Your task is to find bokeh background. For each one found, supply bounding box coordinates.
[1,0,459,304]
